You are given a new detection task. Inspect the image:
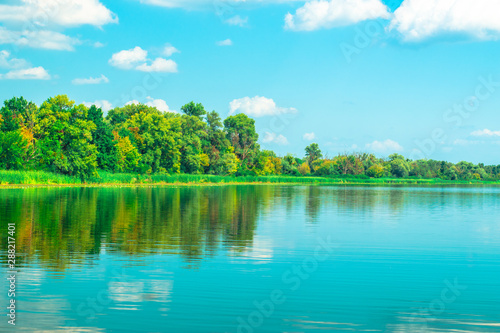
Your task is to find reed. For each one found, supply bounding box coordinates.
[1,170,498,186]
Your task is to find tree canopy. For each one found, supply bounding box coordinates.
[1,94,499,182]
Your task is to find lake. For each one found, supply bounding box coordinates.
[1,185,499,332]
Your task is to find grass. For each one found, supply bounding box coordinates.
[1,169,499,187]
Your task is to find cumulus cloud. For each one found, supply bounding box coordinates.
[365,139,403,153]
[136,58,178,73]
[0,27,79,51]
[83,100,113,112]
[303,132,316,141]
[285,0,390,31]
[0,66,51,80]
[0,0,117,28]
[216,39,233,46]
[0,0,116,51]
[471,129,500,137]
[262,132,289,145]
[0,50,28,69]
[145,97,174,112]
[163,44,180,57]
[138,0,303,10]
[72,74,109,85]
[390,0,500,41]
[126,97,176,113]
[0,50,51,80]
[109,47,178,73]
[109,46,148,69]
[225,15,248,27]
[229,96,297,117]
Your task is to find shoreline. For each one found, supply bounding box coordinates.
[1,180,500,189]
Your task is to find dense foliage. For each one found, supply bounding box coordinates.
[1,95,499,182]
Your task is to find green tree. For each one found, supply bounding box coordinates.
[389,154,410,178]
[0,97,37,132]
[178,105,208,173]
[224,113,259,165]
[34,95,98,179]
[114,131,141,172]
[87,105,117,171]
[181,101,206,118]
[305,143,322,168]
[366,164,385,178]
[204,110,230,174]
[121,111,181,173]
[0,131,28,170]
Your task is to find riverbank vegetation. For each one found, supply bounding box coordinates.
[0,95,499,185]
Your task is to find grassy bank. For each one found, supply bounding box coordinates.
[1,170,499,187]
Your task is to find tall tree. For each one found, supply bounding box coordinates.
[181,101,206,118]
[87,105,117,171]
[34,95,98,179]
[305,143,322,168]
[223,113,259,166]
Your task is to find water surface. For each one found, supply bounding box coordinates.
[1,185,499,332]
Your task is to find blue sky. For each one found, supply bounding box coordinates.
[1,0,500,163]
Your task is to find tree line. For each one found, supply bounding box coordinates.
[0,95,499,181]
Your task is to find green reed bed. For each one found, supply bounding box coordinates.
[0,170,82,185]
[1,170,499,186]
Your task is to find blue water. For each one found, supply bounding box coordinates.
[0,185,499,332]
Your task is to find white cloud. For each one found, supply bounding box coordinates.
[0,0,117,28]
[93,41,105,48]
[0,27,79,51]
[225,15,248,27]
[390,0,500,41]
[365,139,403,153]
[138,0,303,9]
[136,58,178,73]
[262,132,289,145]
[0,0,116,51]
[303,132,316,141]
[471,129,500,137]
[229,96,297,117]
[216,39,233,46]
[72,74,109,85]
[83,100,113,112]
[0,66,50,80]
[109,46,148,69]
[0,49,51,80]
[454,138,500,146]
[145,97,174,112]
[110,47,178,73]
[126,97,176,113]
[163,44,180,57]
[0,50,28,69]
[285,0,390,31]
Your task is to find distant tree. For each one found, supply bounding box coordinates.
[305,143,322,168]
[389,155,410,178]
[224,113,259,165]
[282,154,300,176]
[181,101,206,118]
[113,131,141,173]
[0,131,27,170]
[366,164,385,178]
[34,95,98,180]
[87,105,117,171]
[0,97,37,132]
[204,110,230,174]
[298,162,311,175]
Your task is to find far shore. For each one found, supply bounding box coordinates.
[1,179,500,189]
